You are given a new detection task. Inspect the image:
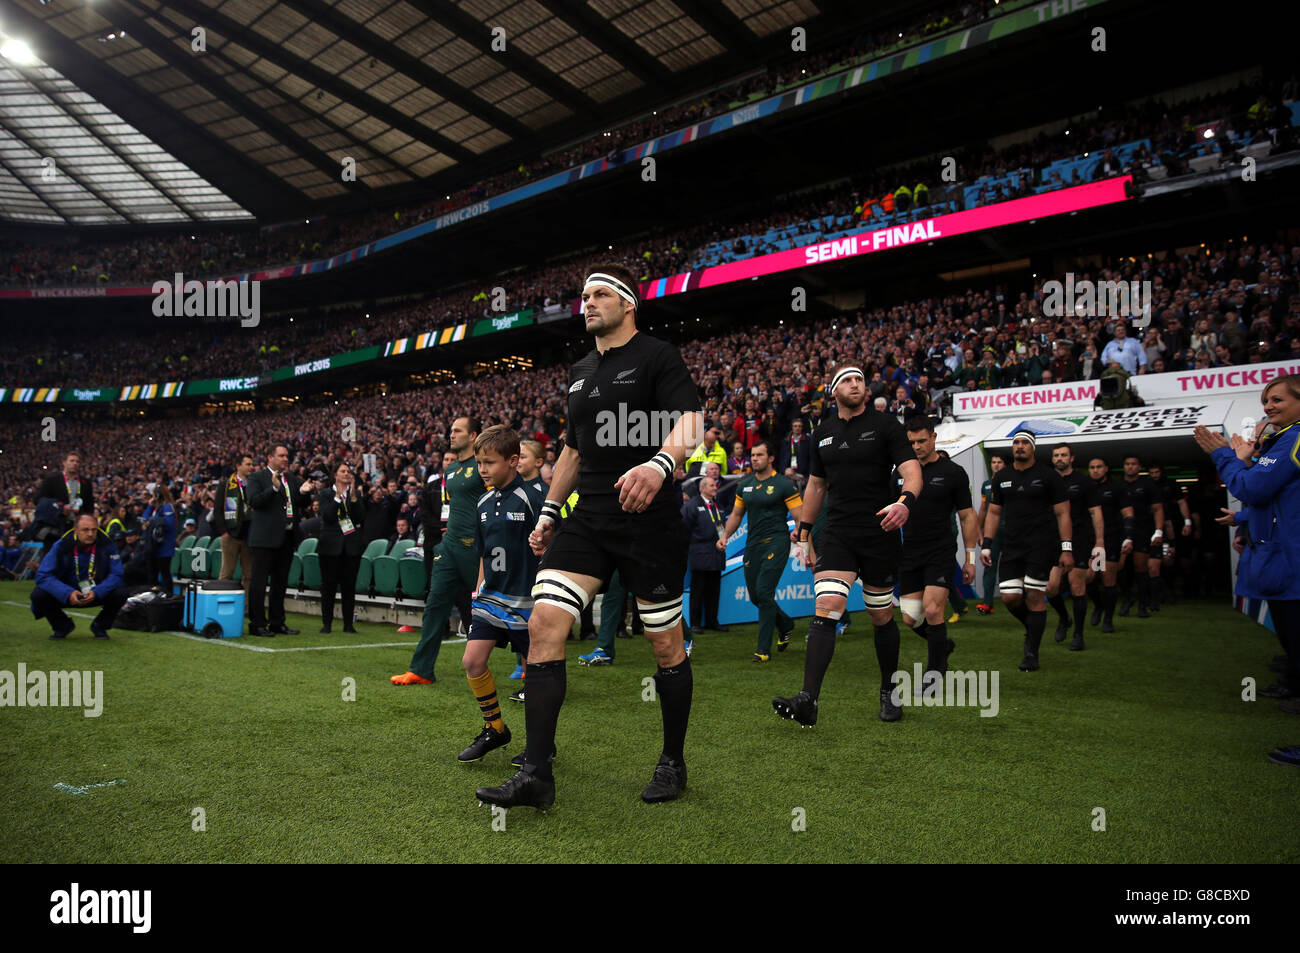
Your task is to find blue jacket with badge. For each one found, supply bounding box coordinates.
[1213,423,1300,600]
[34,528,124,608]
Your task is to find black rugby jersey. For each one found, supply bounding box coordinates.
[1154,476,1184,522]
[1058,469,1100,537]
[566,333,700,517]
[1092,477,1131,534]
[900,457,973,550]
[988,461,1068,542]
[809,407,914,529]
[1122,475,1161,530]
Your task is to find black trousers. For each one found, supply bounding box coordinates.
[249,538,295,631]
[689,568,722,629]
[31,587,127,632]
[153,556,174,594]
[320,552,361,627]
[1267,598,1300,684]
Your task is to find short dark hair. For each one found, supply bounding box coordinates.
[267,443,288,461]
[751,439,775,458]
[1124,453,1141,465]
[235,452,253,467]
[1052,442,1073,455]
[1089,456,1109,468]
[904,415,934,435]
[455,416,482,437]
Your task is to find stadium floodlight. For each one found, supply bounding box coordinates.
[0,38,37,65]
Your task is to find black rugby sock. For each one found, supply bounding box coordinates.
[1048,593,1069,623]
[873,619,901,692]
[1025,609,1047,656]
[655,656,693,764]
[522,660,565,780]
[926,621,950,675]
[802,616,838,699]
[1073,595,1089,636]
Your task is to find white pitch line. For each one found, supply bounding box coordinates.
[5,602,460,653]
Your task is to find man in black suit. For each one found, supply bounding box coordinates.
[245,444,320,636]
[36,451,94,553]
[317,463,366,634]
[681,476,728,639]
[777,418,812,484]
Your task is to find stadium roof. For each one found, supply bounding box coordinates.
[0,0,903,224]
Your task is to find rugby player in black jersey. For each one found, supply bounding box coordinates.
[772,362,921,725]
[898,417,980,684]
[1045,443,1105,651]
[476,264,702,810]
[981,431,1073,671]
[1118,454,1165,619]
[1086,456,1135,633]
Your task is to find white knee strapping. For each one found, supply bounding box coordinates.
[1024,575,1049,592]
[863,589,895,611]
[636,597,682,632]
[532,569,591,621]
[900,596,924,622]
[814,577,852,620]
[1000,578,1025,595]
[814,577,852,600]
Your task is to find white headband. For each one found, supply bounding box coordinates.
[584,272,638,309]
[1011,430,1037,447]
[830,366,865,395]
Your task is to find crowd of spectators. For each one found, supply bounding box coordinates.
[4,235,1298,555]
[6,74,1296,392]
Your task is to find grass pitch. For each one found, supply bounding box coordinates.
[0,583,1293,864]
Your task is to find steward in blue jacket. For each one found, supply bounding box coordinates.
[1211,423,1300,602]
[31,517,126,640]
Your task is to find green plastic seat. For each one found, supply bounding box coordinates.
[297,538,318,557]
[398,555,428,600]
[171,536,195,578]
[288,553,302,588]
[206,536,223,579]
[372,541,415,597]
[183,537,210,578]
[355,539,389,595]
[301,551,322,590]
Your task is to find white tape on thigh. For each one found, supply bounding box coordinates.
[900,596,924,622]
[531,569,591,621]
[636,597,683,632]
[1000,578,1025,595]
[863,589,895,611]
[1024,574,1049,592]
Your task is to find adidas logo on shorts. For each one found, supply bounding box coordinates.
[652,584,669,596]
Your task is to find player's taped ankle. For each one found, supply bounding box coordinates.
[532,570,591,621]
[637,596,683,632]
[900,596,924,623]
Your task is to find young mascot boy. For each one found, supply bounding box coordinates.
[457,426,547,763]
